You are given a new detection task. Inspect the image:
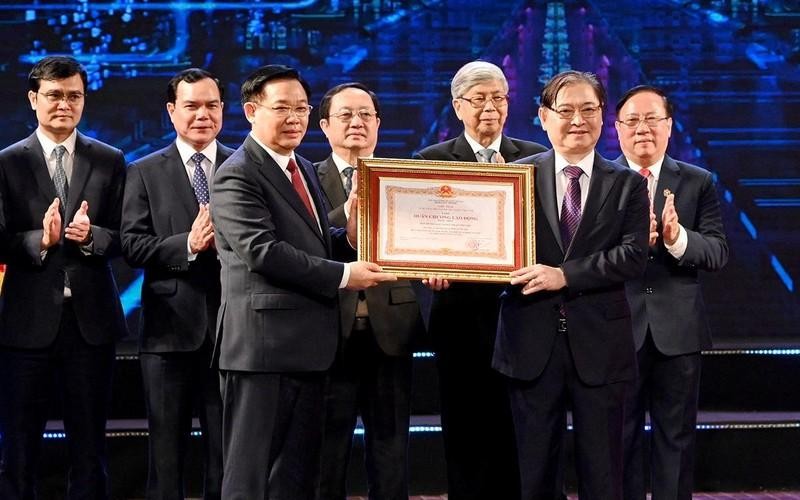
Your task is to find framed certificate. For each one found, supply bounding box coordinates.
[357,157,535,283]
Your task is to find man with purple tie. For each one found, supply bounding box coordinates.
[493,70,649,499]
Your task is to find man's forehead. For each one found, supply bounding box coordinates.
[39,76,83,89]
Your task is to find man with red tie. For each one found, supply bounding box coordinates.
[615,85,728,500]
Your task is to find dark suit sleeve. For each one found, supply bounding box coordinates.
[121,164,193,270]
[213,163,345,299]
[561,174,649,292]
[677,171,728,272]
[84,149,126,258]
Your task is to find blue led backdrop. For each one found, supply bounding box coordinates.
[1,0,798,343]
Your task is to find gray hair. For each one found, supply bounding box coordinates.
[450,61,509,100]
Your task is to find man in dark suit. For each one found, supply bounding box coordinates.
[493,71,649,499]
[413,60,547,500]
[210,65,395,500]
[121,68,233,500]
[315,82,423,500]
[615,86,728,500]
[0,55,127,499]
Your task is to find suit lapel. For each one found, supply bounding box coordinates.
[499,135,522,162]
[65,133,94,218]
[535,151,563,251]
[22,134,59,205]
[318,156,347,209]
[164,143,200,219]
[451,134,476,162]
[244,137,323,241]
[654,155,681,223]
[569,155,619,257]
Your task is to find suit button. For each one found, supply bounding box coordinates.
[648,255,654,261]
[645,287,654,294]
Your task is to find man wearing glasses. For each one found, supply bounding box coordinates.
[0,55,127,499]
[413,60,546,500]
[210,65,395,499]
[493,71,649,498]
[615,86,727,500]
[314,82,423,500]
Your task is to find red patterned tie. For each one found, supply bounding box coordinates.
[559,165,583,250]
[639,167,653,204]
[286,158,315,219]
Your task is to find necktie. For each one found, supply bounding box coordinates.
[559,165,583,250]
[477,148,496,163]
[53,145,68,211]
[191,152,209,205]
[286,158,316,219]
[638,167,653,204]
[342,166,354,196]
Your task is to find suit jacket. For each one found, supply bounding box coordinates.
[210,135,355,373]
[121,141,234,353]
[616,155,728,355]
[0,131,127,348]
[493,150,649,386]
[316,155,421,356]
[413,133,548,325]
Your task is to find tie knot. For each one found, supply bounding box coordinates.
[54,145,66,160]
[638,168,651,178]
[191,152,205,167]
[286,158,298,173]
[342,166,354,179]
[477,148,496,163]
[564,165,582,180]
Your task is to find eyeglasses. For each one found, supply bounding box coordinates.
[38,91,84,105]
[547,105,601,120]
[251,102,313,118]
[617,116,669,129]
[328,109,378,123]
[457,95,509,109]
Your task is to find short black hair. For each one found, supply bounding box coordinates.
[318,82,381,119]
[615,85,673,118]
[167,68,224,103]
[539,70,606,110]
[240,65,311,106]
[28,55,88,93]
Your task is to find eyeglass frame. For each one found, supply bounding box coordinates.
[545,104,602,120]
[249,102,314,118]
[616,116,669,129]
[326,108,379,123]
[456,94,510,109]
[37,91,85,105]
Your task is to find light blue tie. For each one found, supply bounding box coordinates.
[477,148,496,163]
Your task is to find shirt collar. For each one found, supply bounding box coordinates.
[625,156,664,179]
[36,128,77,158]
[463,132,502,155]
[554,150,595,178]
[249,132,295,171]
[175,137,218,166]
[331,151,372,174]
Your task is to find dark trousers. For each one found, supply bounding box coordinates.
[317,325,412,500]
[623,333,701,500]
[0,302,114,500]
[509,332,625,500]
[430,285,519,500]
[140,340,223,500]
[220,370,324,500]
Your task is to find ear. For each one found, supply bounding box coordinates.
[452,99,464,121]
[166,102,175,117]
[243,102,257,124]
[537,106,548,131]
[28,91,37,110]
[665,117,673,139]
